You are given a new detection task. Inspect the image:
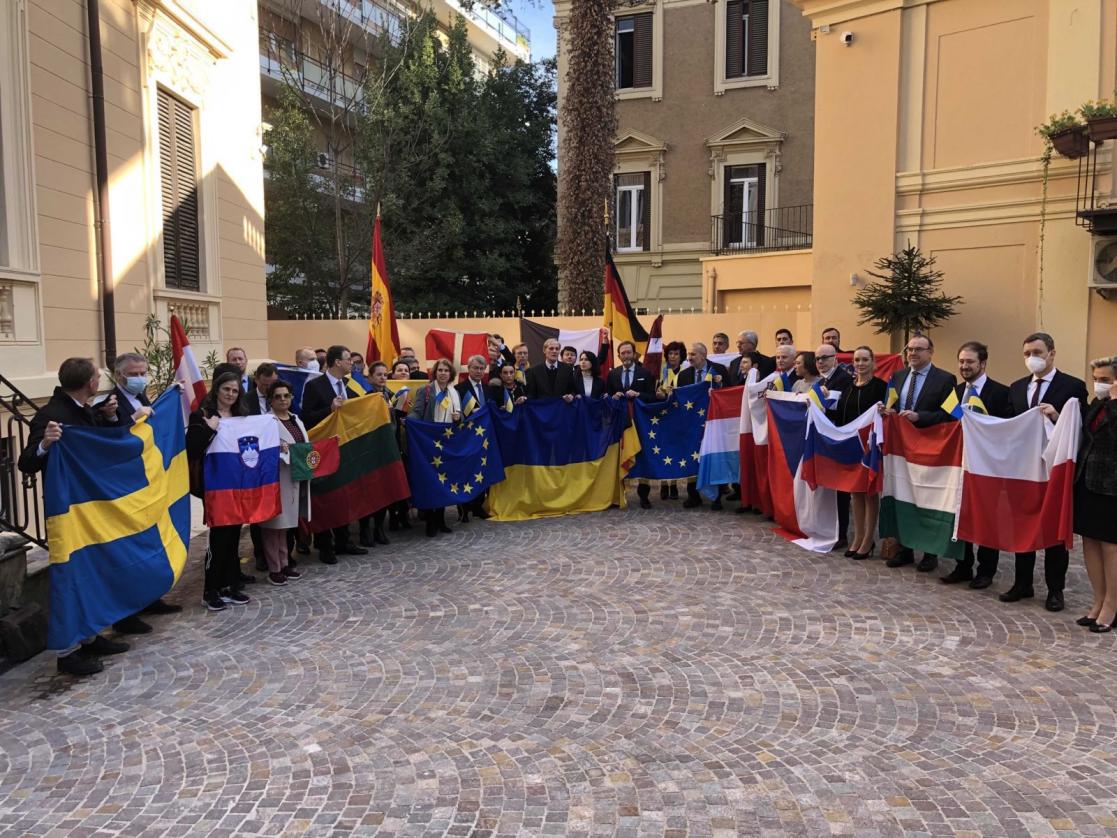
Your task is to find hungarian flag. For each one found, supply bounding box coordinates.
[306,392,409,532]
[642,314,664,381]
[169,314,207,426]
[955,405,1081,552]
[288,437,341,482]
[603,247,648,373]
[366,211,400,364]
[425,328,490,367]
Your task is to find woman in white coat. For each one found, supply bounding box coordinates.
[260,379,309,585]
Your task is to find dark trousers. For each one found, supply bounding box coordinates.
[836,492,850,541]
[958,542,999,578]
[206,525,243,594]
[1013,545,1068,593]
[249,523,264,559]
[314,525,351,553]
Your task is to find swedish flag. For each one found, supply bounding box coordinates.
[44,388,190,650]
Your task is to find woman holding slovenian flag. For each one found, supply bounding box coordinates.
[409,358,461,537]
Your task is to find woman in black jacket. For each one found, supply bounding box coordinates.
[1074,356,1117,632]
[187,371,253,612]
[575,350,605,399]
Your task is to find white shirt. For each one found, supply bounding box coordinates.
[326,372,347,399]
[1027,367,1057,406]
[962,373,987,400]
[120,388,143,414]
[581,374,596,397]
[254,388,270,414]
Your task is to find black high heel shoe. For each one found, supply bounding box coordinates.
[1076,615,1098,627]
[843,548,857,558]
[851,543,876,560]
[1089,621,1114,634]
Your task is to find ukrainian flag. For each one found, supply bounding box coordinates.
[487,398,631,520]
[807,380,838,410]
[44,388,189,650]
[885,382,899,409]
[940,390,964,420]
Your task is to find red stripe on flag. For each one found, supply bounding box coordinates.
[956,461,1076,553]
[837,352,903,382]
[882,414,963,467]
[204,484,282,527]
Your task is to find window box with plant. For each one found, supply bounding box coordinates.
[1038,111,1089,160]
[1081,99,1117,143]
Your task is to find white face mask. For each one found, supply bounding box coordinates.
[1025,355,1048,375]
[304,359,320,373]
[1094,381,1112,400]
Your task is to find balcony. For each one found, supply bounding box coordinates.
[336,0,404,44]
[711,204,813,256]
[264,157,367,205]
[440,0,531,60]
[259,45,364,111]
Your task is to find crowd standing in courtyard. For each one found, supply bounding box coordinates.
[18,325,1117,677]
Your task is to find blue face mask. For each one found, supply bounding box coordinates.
[124,375,147,395]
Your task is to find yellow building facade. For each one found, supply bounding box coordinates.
[0,0,269,398]
[706,0,1117,382]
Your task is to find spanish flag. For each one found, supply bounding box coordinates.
[366,210,400,364]
[603,246,649,365]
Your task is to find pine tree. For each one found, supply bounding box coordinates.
[852,244,964,344]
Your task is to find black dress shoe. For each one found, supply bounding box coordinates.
[639,497,651,509]
[969,576,994,590]
[438,524,452,534]
[940,566,973,585]
[710,500,723,511]
[58,653,102,676]
[1090,621,1114,633]
[337,543,368,556]
[1076,615,1098,627]
[425,518,438,537]
[473,510,491,520]
[682,497,702,509]
[734,506,750,514]
[885,554,914,568]
[660,485,670,500]
[832,539,848,553]
[113,615,153,635]
[1045,591,1064,612]
[81,635,129,656]
[916,555,939,573]
[141,598,182,615]
[999,586,1034,603]
[318,549,338,565]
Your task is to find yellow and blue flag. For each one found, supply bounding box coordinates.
[941,389,989,419]
[885,382,899,409]
[502,387,514,413]
[461,388,477,417]
[967,394,988,414]
[627,382,710,480]
[347,369,374,398]
[807,380,838,410]
[44,388,189,650]
[771,371,791,392]
[404,404,505,509]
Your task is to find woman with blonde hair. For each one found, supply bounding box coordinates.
[409,358,461,537]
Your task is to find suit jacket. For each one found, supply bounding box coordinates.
[301,373,348,430]
[1008,369,1088,416]
[676,361,729,389]
[606,363,654,398]
[243,387,271,416]
[820,366,854,396]
[488,382,525,406]
[575,374,607,399]
[888,364,957,427]
[110,384,152,426]
[525,362,577,399]
[728,353,777,383]
[18,387,108,476]
[455,378,492,412]
[955,377,1012,419]
[1078,398,1117,496]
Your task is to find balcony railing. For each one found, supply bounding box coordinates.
[260,47,364,108]
[711,204,813,256]
[0,372,46,551]
[445,0,531,55]
[337,0,404,43]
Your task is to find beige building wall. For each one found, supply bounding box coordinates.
[1,0,268,399]
[795,0,1117,384]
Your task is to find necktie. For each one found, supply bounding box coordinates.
[904,371,920,411]
[1030,378,1043,408]
[964,384,976,405]
[623,368,631,390]
[335,379,344,398]
[476,383,484,405]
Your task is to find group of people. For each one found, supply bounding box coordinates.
[19,323,1117,677]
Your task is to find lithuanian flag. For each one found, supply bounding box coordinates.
[306,393,409,532]
[366,210,400,363]
[603,246,649,358]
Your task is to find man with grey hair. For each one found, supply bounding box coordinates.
[770,344,800,389]
[729,330,775,383]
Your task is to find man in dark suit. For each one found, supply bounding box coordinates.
[768,345,802,390]
[454,354,495,521]
[816,343,855,548]
[607,341,656,508]
[19,357,130,677]
[940,341,1013,588]
[525,338,578,400]
[225,346,250,392]
[299,345,369,565]
[821,327,844,353]
[728,330,775,382]
[1001,332,1089,612]
[883,333,958,573]
[489,363,526,408]
[678,342,729,508]
[244,362,278,416]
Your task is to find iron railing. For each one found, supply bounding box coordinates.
[259,45,364,108]
[0,373,46,550]
[711,204,813,255]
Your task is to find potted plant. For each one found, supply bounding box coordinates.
[1081,99,1117,142]
[1037,110,1089,159]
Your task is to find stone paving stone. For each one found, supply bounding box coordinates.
[2,493,1117,836]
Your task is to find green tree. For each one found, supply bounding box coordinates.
[852,243,964,345]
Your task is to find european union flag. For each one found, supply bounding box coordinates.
[44,388,190,650]
[405,403,505,509]
[627,381,711,480]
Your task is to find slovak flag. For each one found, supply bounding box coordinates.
[170,314,207,426]
[802,401,883,494]
[203,415,282,527]
[766,393,839,552]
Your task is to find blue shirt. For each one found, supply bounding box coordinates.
[900,365,930,410]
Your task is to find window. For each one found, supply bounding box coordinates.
[725,0,769,79]
[615,13,652,90]
[615,172,650,252]
[0,0,38,277]
[724,164,766,249]
[157,88,201,291]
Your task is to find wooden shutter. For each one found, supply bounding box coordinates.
[157,88,200,291]
[725,1,744,79]
[641,171,651,252]
[746,0,769,77]
[632,13,653,88]
[755,164,767,247]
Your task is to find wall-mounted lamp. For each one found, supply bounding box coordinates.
[849,272,860,286]
[840,31,854,46]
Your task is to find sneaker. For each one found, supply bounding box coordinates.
[58,652,103,676]
[221,590,251,605]
[203,593,227,612]
[283,567,302,580]
[268,572,287,586]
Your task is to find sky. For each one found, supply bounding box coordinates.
[507,0,556,61]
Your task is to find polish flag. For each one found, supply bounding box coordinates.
[955,404,1081,552]
[170,314,207,425]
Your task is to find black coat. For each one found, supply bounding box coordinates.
[1009,370,1088,416]
[110,384,152,426]
[525,362,577,399]
[955,377,1012,419]
[830,377,888,426]
[888,364,957,427]
[676,361,729,389]
[606,363,655,398]
[1078,398,1117,496]
[301,373,348,430]
[456,378,493,412]
[488,382,525,406]
[243,387,270,416]
[18,387,109,476]
[820,366,855,396]
[575,375,607,399]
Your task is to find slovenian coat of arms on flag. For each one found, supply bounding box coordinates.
[203,415,283,526]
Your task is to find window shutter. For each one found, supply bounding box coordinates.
[755,164,767,247]
[157,89,200,292]
[725,1,744,79]
[746,0,769,77]
[633,13,653,88]
[641,171,651,252]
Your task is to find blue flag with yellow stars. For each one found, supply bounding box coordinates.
[626,381,711,480]
[405,403,505,508]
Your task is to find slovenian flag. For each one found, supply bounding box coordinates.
[696,384,744,499]
[955,404,1081,552]
[766,393,839,552]
[203,415,282,527]
[802,402,883,494]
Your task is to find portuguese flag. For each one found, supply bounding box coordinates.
[306,393,409,532]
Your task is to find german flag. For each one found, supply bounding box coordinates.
[306,394,409,532]
[603,246,649,360]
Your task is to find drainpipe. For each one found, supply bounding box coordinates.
[86,0,117,368]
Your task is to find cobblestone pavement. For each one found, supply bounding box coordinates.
[3,495,1117,837]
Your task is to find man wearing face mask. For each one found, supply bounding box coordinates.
[1003,332,1089,612]
[295,347,319,373]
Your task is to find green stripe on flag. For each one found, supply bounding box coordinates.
[879,496,964,559]
[311,423,400,495]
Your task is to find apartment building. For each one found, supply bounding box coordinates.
[554,0,816,311]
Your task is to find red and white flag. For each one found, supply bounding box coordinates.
[170,314,207,426]
[641,314,664,381]
[955,405,1081,552]
[424,328,490,368]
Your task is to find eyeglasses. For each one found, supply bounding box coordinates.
[906,347,929,353]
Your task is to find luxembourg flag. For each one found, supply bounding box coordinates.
[170,314,207,426]
[696,385,744,499]
[766,393,839,552]
[802,402,883,494]
[955,405,1081,552]
[743,374,773,516]
[203,415,282,527]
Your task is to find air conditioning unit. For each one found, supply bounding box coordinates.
[315,152,332,170]
[1089,235,1117,300]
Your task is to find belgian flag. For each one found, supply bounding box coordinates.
[602,245,649,372]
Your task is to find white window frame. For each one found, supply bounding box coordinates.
[713,0,781,95]
[726,169,761,249]
[0,0,40,280]
[615,180,646,252]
